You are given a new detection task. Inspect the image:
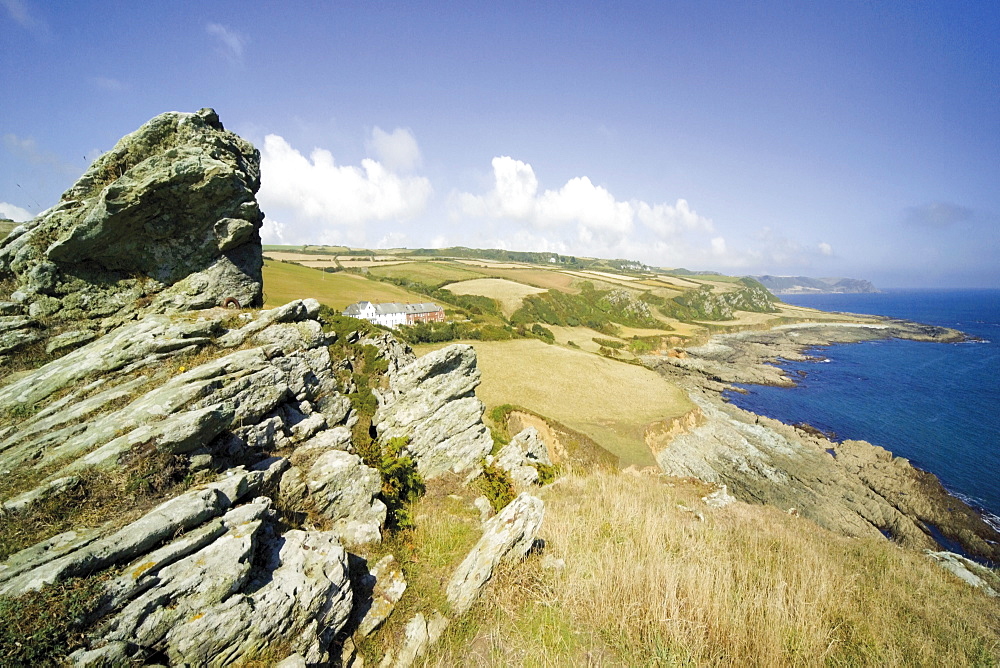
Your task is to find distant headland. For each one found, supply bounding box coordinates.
[752,274,879,294]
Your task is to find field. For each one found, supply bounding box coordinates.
[477,267,581,293]
[261,259,431,309]
[417,339,694,466]
[444,278,547,316]
[366,261,483,286]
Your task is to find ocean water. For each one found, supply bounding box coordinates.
[723,289,1000,523]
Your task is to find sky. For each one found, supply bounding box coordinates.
[1,1,998,288]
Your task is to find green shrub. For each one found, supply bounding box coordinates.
[476,462,516,512]
[379,437,425,531]
[532,462,560,485]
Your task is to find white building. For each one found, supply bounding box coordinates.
[342,301,445,329]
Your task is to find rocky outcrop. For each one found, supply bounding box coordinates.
[375,344,493,477]
[650,321,967,390]
[650,372,1000,563]
[494,426,552,486]
[925,551,999,596]
[0,108,263,358]
[0,110,530,664]
[446,492,545,615]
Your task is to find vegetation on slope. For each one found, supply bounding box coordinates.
[419,470,1000,666]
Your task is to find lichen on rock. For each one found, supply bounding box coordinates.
[0,107,264,340]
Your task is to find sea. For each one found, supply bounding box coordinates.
[723,289,1000,527]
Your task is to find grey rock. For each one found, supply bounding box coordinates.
[0,325,42,355]
[0,487,227,596]
[382,611,449,668]
[1,475,79,513]
[305,450,386,544]
[45,329,97,354]
[375,344,493,477]
[445,492,545,615]
[495,426,552,486]
[353,554,407,638]
[702,484,736,508]
[0,314,219,409]
[925,551,999,596]
[473,495,493,522]
[359,331,416,374]
[0,108,264,322]
[275,655,308,668]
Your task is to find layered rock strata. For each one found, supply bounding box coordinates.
[647,321,1000,563]
[0,110,518,664]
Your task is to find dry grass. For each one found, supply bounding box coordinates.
[261,259,430,309]
[367,261,485,286]
[425,470,1000,667]
[430,340,693,467]
[446,278,548,317]
[476,268,582,294]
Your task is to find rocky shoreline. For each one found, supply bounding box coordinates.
[644,318,1000,564]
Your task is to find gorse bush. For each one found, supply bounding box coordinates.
[476,461,516,512]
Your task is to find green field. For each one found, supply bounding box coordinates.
[262,259,432,309]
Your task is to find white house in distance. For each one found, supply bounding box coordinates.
[342,301,446,329]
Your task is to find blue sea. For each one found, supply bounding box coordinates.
[724,289,1000,525]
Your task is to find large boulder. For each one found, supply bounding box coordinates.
[0,108,263,328]
[445,492,545,615]
[374,344,493,477]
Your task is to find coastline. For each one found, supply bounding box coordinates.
[645,316,1000,564]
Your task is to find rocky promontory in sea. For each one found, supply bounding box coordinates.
[0,110,547,665]
[644,321,1000,564]
[753,275,879,294]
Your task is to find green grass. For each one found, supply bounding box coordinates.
[262,259,433,310]
[425,470,1000,666]
[0,220,18,241]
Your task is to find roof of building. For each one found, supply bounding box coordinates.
[344,301,442,316]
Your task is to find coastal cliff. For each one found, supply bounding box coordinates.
[646,322,1000,563]
[1,109,996,665]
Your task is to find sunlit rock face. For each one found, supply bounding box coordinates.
[0,107,264,329]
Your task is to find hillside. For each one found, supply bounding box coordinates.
[754,274,879,294]
[2,110,996,665]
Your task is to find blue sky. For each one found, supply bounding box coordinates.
[2,1,998,287]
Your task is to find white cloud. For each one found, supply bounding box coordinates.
[206,23,246,65]
[370,127,421,173]
[2,0,49,38]
[636,199,714,236]
[0,201,32,222]
[711,237,727,256]
[260,217,286,245]
[257,133,433,238]
[819,242,833,256]
[376,231,408,249]
[455,156,713,244]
